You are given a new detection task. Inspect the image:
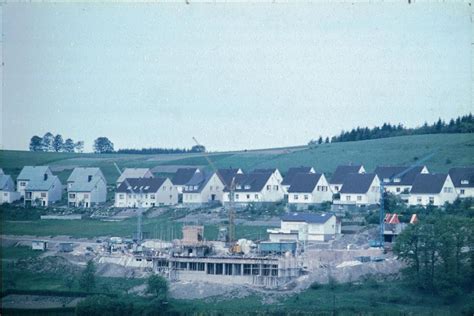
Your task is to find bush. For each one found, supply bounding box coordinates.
[310,282,320,290]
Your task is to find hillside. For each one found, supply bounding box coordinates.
[1,133,473,184]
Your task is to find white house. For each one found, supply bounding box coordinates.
[448,167,474,198]
[182,171,226,204]
[0,174,21,204]
[217,168,244,190]
[329,164,365,193]
[281,166,315,193]
[267,212,341,242]
[116,168,154,187]
[287,173,332,205]
[375,165,429,195]
[408,174,458,206]
[16,166,54,197]
[337,173,381,206]
[24,174,62,207]
[115,177,177,207]
[171,168,201,203]
[222,171,284,204]
[67,167,107,207]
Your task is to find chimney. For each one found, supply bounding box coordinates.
[88,175,92,182]
[44,173,48,181]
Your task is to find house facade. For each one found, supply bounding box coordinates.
[281,166,315,193]
[408,174,457,206]
[24,174,62,207]
[0,174,21,204]
[16,166,54,197]
[287,173,332,205]
[329,164,365,193]
[375,165,429,195]
[222,171,284,204]
[268,212,341,242]
[67,167,107,207]
[337,173,381,206]
[115,177,177,208]
[116,168,154,187]
[182,172,225,204]
[448,167,474,198]
[253,168,283,184]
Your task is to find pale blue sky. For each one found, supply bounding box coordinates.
[1,3,472,152]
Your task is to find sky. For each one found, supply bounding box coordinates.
[1,2,472,152]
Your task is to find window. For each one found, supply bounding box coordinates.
[429,197,434,204]
[210,186,213,191]
[207,263,215,274]
[294,194,298,200]
[246,194,250,199]
[69,193,76,199]
[236,185,242,190]
[251,264,259,275]
[3,193,7,197]
[255,194,259,199]
[243,264,251,275]
[304,195,308,200]
[151,194,155,199]
[198,263,205,271]
[396,187,401,193]
[225,264,233,275]
[189,262,197,271]
[335,186,339,191]
[244,185,251,190]
[235,194,239,200]
[357,196,362,201]
[460,189,465,195]
[41,192,47,198]
[215,263,223,275]
[266,185,271,190]
[316,186,320,191]
[393,178,401,183]
[20,182,26,187]
[145,194,148,199]
[417,197,422,203]
[346,196,351,201]
[273,185,278,190]
[443,187,453,193]
[84,194,89,198]
[461,180,469,185]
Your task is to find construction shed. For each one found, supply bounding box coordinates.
[258,241,297,256]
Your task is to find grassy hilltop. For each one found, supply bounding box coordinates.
[1,133,473,184]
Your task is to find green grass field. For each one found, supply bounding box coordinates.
[1,133,473,184]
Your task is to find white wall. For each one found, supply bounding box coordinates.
[455,187,474,198]
[114,179,177,207]
[222,173,284,203]
[288,175,332,204]
[68,178,107,207]
[408,176,457,206]
[183,174,224,204]
[277,215,338,242]
[0,191,21,204]
[338,176,381,206]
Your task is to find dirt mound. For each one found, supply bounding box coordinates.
[16,256,81,275]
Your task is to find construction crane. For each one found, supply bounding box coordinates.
[192,137,236,243]
[113,163,144,244]
[375,152,435,248]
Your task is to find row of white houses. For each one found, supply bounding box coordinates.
[0,165,472,208]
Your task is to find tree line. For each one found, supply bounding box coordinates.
[29,132,84,153]
[116,145,206,155]
[310,113,473,145]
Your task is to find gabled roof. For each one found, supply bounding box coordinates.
[116,168,153,184]
[17,166,52,181]
[253,168,278,174]
[183,172,217,193]
[26,175,61,191]
[116,177,167,194]
[287,173,323,193]
[224,172,272,192]
[67,167,104,183]
[282,167,314,185]
[384,213,400,224]
[374,166,426,186]
[172,168,200,185]
[448,167,474,188]
[330,165,363,184]
[410,174,449,194]
[217,168,242,188]
[0,175,14,191]
[282,212,334,224]
[339,173,377,194]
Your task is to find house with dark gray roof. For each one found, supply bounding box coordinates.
[448,167,474,198]
[408,173,457,206]
[0,173,21,204]
[287,173,332,205]
[336,173,380,206]
[281,166,315,192]
[182,171,225,204]
[267,212,340,242]
[222,171,284,204]
[329,164,365,193]
[67,167,107,207]
[115,177,176,207]
[374,165,429,194]
[217,168,244,189]
[253,168,283,183]
[116,168,154,188]
[16,166,54,197]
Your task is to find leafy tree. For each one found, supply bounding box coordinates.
[325,137,330,144]
[318,136,323,144]
[76,295,132,316]
[63,138,75,153]
[41,132,54,152]
[191,145,205,153]
[93,137,114,153]
[52,134,64,152]
[29,135,43,151]
[75,141,84,153]
[79,260,96,292]
[147,275,168,303]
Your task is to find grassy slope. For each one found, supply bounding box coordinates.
[1,134,473,184]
